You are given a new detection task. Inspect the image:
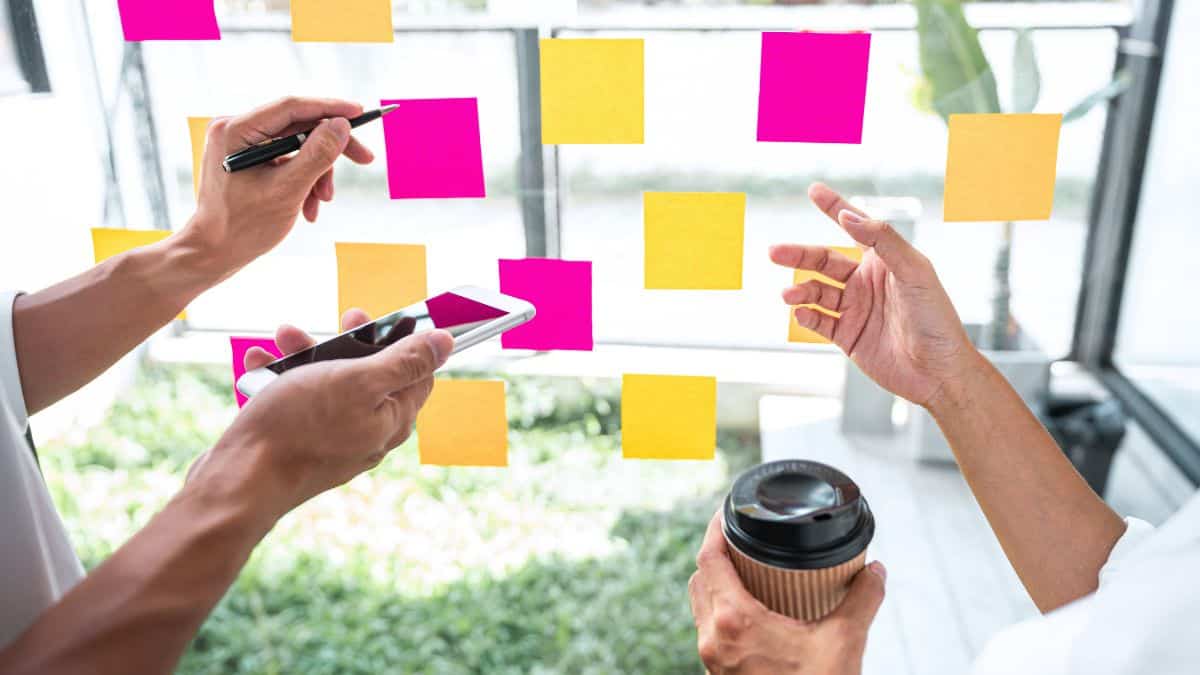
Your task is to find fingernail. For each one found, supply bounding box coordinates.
[868,561,887,583]
[426,330,453,367]
[839,209,865,226]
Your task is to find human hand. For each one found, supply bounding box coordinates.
[689,512,886,675]
[186,309,453,523]
[180,97,375,280]
[770,183,980,408]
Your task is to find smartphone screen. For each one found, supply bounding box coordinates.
[265,291,509,375]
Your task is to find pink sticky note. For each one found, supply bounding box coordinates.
[381,98,486,199]
[757,32,871,144]
[230,337,283,408]
[499,258,593,351]
[117,0,221,41]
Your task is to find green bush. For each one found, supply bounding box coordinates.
[42,362,759,674]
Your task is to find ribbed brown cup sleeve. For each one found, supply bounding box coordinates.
[725,538,866,622]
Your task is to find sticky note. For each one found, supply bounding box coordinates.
[621,374,717,460]
[91,228,186,320]
[540,38,644,144]
[498,258,593,351]
[944,113,1063,222]
[117,0,221,41]
[291,0,394,43]
[230,337,283,408]
[417,379,508,467]
[757,32,872,144]
[788,246,863,344]
[188,117,211,196]
[644,192,746,290]
[380,98,486,199]
[335,243,427,328]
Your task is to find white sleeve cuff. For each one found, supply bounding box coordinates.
[0,290,29,431]
[1098,516,1156,586]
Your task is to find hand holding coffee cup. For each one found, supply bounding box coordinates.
[689,460,886,674]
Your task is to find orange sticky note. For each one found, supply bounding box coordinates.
[621,374,717,460]
[788,246,862,344]
[417,379,508,467]
[91,228,186,320]
[291,0,394,43]
[644,192,746,290]
[188,117,211,196]
[334,243,427,328]
[944,113,1062,222]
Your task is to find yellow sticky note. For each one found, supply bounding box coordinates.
[644,192,746,290]
[788,246,862,344]
[417,379,508,467]
[291,0,395,43]
[188,117,211,197]
[621,374,717,460]
[540,38,644,144]
[91,228,186,320]
[335,243,427,328]
[944,113,1062,222]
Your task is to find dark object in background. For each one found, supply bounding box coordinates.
[1047,397,1127,496]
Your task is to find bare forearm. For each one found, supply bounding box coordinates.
[0,462,277,674]
[928,353,1126,612]
[13,227,227,414]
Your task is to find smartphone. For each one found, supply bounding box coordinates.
[236,285,535,399]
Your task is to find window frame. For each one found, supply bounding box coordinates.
[1071,0,1200,484]
[3,0,51,95]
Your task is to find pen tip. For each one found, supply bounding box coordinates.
[381,104,400,116]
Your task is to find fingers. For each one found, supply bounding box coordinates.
[793,306,838,342]
[695,510,760,609]
[358,329,454,397]
[837,210,930,284]
[243,347,278,371]
[808,182,869,224]
[225,96,362,147]
[343,135,374,164]
[275,323,317,355]
[288,118,353,192]
[689,572,712,626]
[782,280,844,314]
[315,168,335,202]
[768,245,859,284]
[303,192,320,223]
[341,308,372,332]
[825,561,887,637]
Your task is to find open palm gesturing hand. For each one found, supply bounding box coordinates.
[770,183,979,408]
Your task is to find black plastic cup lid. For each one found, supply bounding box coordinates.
[723,460,874,570]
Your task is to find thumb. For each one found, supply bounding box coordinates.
[837,210,928,284]
[826,561,887,635]
[287,118,351,187]
[358,330,454,397]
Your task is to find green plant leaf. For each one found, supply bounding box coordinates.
[1063,68,1133,123]
[1012,28,1041,113]
[914,0,1002,121]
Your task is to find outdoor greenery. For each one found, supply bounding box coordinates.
[41,361,759,674]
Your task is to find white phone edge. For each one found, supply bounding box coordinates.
[235,286,535,401]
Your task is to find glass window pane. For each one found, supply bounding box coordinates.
[558,27,1115,357]
[140,29,524,335]
[1115,1,1200,445]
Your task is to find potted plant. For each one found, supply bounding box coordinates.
[904,0,1129,461]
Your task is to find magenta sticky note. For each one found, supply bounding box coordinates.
[380,98,486,199]
[499,258,593,351]
[757,32,871,144]
[117,0,221,41]
[230,337,283,408]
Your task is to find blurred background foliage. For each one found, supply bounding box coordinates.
[42,362,758,674]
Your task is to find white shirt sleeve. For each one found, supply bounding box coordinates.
[1095,517,1156,585]
[0,290,29,431]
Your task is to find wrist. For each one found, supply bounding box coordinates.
[171,213,241,285]
[923,349,995,420]
[181,437,291,539]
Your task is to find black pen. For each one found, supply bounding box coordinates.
[222,104,399,173]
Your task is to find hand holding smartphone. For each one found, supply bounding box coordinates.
[236,286,535,399]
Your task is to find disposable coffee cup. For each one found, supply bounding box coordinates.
[722,460,875,622]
